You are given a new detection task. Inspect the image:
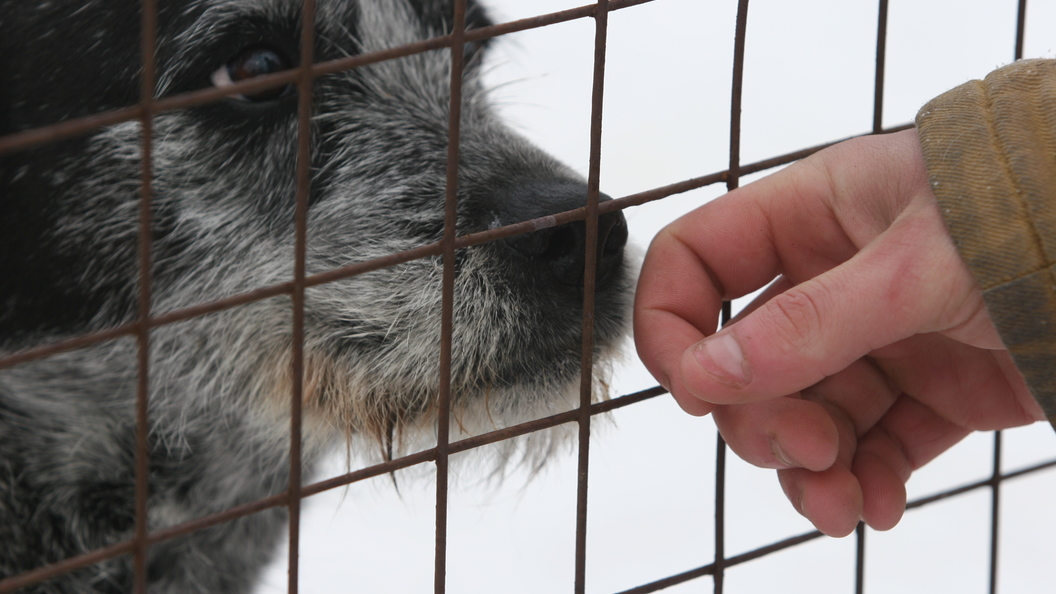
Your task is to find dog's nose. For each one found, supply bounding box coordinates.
[495,180,627,289]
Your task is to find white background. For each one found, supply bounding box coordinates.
[259,1,1056,592]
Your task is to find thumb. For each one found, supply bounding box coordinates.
[679,198,984,405]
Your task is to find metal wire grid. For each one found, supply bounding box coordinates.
[0,0,1053,592]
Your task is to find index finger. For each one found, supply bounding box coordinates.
[633,157,854,412]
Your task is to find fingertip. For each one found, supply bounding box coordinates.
[662,371,712,416]
[852,419,913,530]
[854,451,907,531]
[781,467,863,538]
[632,307,715,416]
[672,394,714,417]
[772,403,840,472]
[713,398,839,471]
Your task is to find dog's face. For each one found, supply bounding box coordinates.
[0,0,631,456]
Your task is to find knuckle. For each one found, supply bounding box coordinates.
[763,287,826,354]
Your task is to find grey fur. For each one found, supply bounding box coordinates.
[0,0,630,592]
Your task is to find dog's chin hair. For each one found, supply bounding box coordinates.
[260,346,617,482]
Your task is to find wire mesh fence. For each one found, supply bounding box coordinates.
[1,0,1055,593]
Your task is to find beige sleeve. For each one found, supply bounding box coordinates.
[916,59,1056,426]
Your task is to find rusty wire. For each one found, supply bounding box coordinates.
[573,2,611,592]
[712,1,752,590]
[1,0,1054,593]
[132,0,158,592]
[434,0,469,591]
[286,1,319,591]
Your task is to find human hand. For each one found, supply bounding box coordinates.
[633,129,1045,537]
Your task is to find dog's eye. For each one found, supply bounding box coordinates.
[211,46,293,102]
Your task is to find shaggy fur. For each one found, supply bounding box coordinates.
[0,0,631,592]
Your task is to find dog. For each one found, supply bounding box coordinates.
[0,0,631,591]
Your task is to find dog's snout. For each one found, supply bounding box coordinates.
[496,181,627,288]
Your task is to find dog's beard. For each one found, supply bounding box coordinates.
[260,341,617,481]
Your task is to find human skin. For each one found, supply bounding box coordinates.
[633,128,1045,537]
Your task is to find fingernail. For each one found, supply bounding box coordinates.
[692,332,750,387]
[657,372,671,392]
[770,436,795,468]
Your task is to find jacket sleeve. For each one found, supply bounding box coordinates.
[915,59,1056,427]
